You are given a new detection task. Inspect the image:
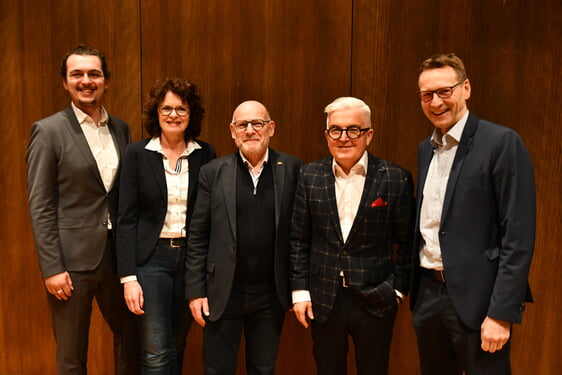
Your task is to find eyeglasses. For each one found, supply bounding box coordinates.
[159,106,189,117]
[418,81,464,102]
[326,126,370,140]
[232,119,270,132]
[67,71,104,80]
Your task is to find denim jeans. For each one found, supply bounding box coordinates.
[203,289,285,375]
[137,241,192,375]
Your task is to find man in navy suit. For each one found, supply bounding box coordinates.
[290,97,414,375]
[410,53,536,375]
[186,100,301,374]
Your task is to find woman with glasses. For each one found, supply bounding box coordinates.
[116,78,216,374]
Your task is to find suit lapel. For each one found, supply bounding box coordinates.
[63,106,105,187]
[440,113,478,226]
[322,158,344,244]
[417,139,434,215]
[188,146,204,204]
[270,150,285,227]
[221,154,238,239]
[144,143,167,198]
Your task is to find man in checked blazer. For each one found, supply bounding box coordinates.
[290,97,414,375]
[26,45,139,374]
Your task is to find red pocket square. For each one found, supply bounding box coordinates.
[371,197,388,207]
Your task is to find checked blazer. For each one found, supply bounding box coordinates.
[289,153,414,323]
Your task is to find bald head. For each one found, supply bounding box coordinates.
[232,100,271,123]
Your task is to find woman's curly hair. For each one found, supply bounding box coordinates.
[143,78,205,141]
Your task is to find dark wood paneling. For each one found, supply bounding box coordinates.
[1,0,560,374]
[0,1,141,374]
[352,1,562,374]
[140,0,352,163]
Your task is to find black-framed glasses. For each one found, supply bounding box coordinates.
[326,126,370,140]
[418,81,465,102]
[159,106,189,117]
[232,119,270,132]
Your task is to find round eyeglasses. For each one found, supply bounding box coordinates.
[326,126,370,140]
[159,106,189,117]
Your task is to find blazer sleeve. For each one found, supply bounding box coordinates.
[289,166,312,291]
[487,130,536,322]
[115,143,143,278]
[391,168,415,295]
[26,121,65,278]
[185,162,214,299]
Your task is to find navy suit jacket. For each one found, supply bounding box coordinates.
[410,112,536,330]
[290,153,414,323]
[116,138,216,278]
[27,105,130,278]
[185,149,302,321]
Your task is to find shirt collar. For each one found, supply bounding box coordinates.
[239,148,269,170]
[71,102,108,126]
[430,110,469,148]
[145,136,202,157]
[332,150,368,178]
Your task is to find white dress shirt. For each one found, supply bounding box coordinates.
[419,110,469,270]
[72,102,118,229]
[292,152,368,304]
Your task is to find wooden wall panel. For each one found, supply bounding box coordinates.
[1,0,560,374]
[0,1,141,374]
[139,0,352,163]
[352,0,562,374]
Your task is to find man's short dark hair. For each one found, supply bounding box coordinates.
[60,44,111,79]
[419,53,468,82]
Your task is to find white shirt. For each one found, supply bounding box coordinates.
[121,137,200,283]
[292,152,368,304]
[334,151,368,242]
[72,103,118,229]
[419,110,469,270]
[145,136,201,238]
[239,149,269,195]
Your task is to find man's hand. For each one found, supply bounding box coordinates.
[293,301,314,328]
[481,316,511,353]
[44,271,73,301]
[189,297,210,327]
[123,280,144,315]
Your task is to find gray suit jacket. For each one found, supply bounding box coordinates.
[26,105,130,278]
[289,153,414,323]
[185,149,302,321]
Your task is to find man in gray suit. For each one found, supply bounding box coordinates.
[290,97,414,375]
[26,45,139,375]
[186,100,301,374]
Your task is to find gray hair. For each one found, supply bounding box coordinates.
[324,97,371,128]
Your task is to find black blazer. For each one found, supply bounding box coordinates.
[116,138,216,278]
[410,112,536,330]
[27,105,130,277]
[289,153,414,323]
[185,149,302,321]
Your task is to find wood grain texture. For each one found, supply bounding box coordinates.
[352,1,562,374]
[1,0,560,374]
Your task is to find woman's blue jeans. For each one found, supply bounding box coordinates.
[137,240,192,375]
